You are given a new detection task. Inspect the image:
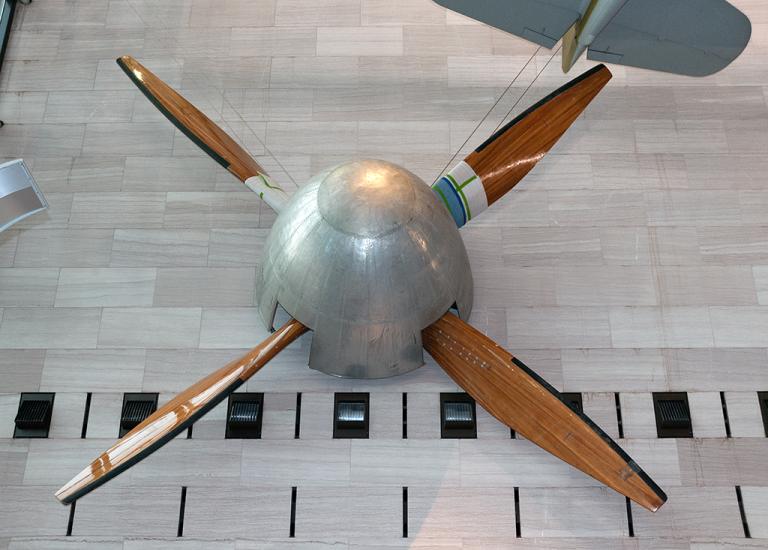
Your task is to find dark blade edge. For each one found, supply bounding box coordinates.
[510,356,667,506]
[58,377,245,504]
[116,57,231,171]
[474,63,608,153]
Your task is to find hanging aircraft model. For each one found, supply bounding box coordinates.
[433,0,752,76]
[55,56,667,513]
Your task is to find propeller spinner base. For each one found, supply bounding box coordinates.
[256,159,473,378]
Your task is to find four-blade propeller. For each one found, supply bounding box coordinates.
[55,56,666,514]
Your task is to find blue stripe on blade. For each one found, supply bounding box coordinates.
[432,177,467,227]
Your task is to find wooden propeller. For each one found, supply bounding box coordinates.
[55,319,307,504]
[117,55,288,212]
[433,64,611,227]
[423,312,667,512]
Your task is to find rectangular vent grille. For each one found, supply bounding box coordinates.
[333,393,369,439]
[653,392,693,438]
[226,393,264,439]
[14,393,55,438]
[440,393,476,439]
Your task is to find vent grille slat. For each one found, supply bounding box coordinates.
[657,399,690,428]
[444,402,473,424]
[337,402,366,424]
[15,400,51,429]
[230,401,260,427]
[121,400,156,430]
[119,394,159,435]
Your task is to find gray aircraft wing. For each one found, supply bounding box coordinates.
[587,0,751,76]
[433,0,585,48]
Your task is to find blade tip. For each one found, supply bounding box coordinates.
[54,487,74,505]
[640,488,668,513]
[588,63,612,84]
[115,55,135,71]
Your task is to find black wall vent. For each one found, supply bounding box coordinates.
[14,392,54,438]
[759,391,768,438]
[226,393,264,439]
[653,392,692,438]
[560,392,583,414]
[440,393,477,439]
[333,393,369,439]
[120,393,158,437]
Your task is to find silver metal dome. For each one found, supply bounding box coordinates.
[255,159,473,378]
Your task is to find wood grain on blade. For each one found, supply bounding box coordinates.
[469,64,611,205]
[432,64,610,228]
[423,312,666,512]
[116,55,266,183]
[55,319,307,504]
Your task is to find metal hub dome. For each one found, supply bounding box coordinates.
[317,161,416,238]
[256,159,473,378]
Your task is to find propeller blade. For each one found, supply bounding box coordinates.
[55,319,307,504]
[117,55,288,212]
[432,64,611,227]
[423,312,666,512]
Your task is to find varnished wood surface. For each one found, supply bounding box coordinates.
[117,55,269,183]
[55,319,307,504]
[423,312,667,512]
[466,64,611,205]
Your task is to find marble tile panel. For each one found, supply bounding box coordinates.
[55,268,156,307]
[98,307,202,348]
[0,308,101,349]
[154,267,255,306]
[41,349,146,392]
[0,268,59,307]
[110,229,209,267]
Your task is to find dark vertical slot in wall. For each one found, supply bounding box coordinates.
[402,487,408,538]
[294,393,302,439]
[80,392,92,439]
[736,486,751,538]
[625,497,634,537]
[514,487,521,538]
[177,486,187,537]
[290,486,297,537]
[65,501,76,536]
[759,392,768,437]
[186,425,193,439]
[720,391,732,438]
[402,393,407,439]
[510,428,516,439]
[615,392,624,438]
